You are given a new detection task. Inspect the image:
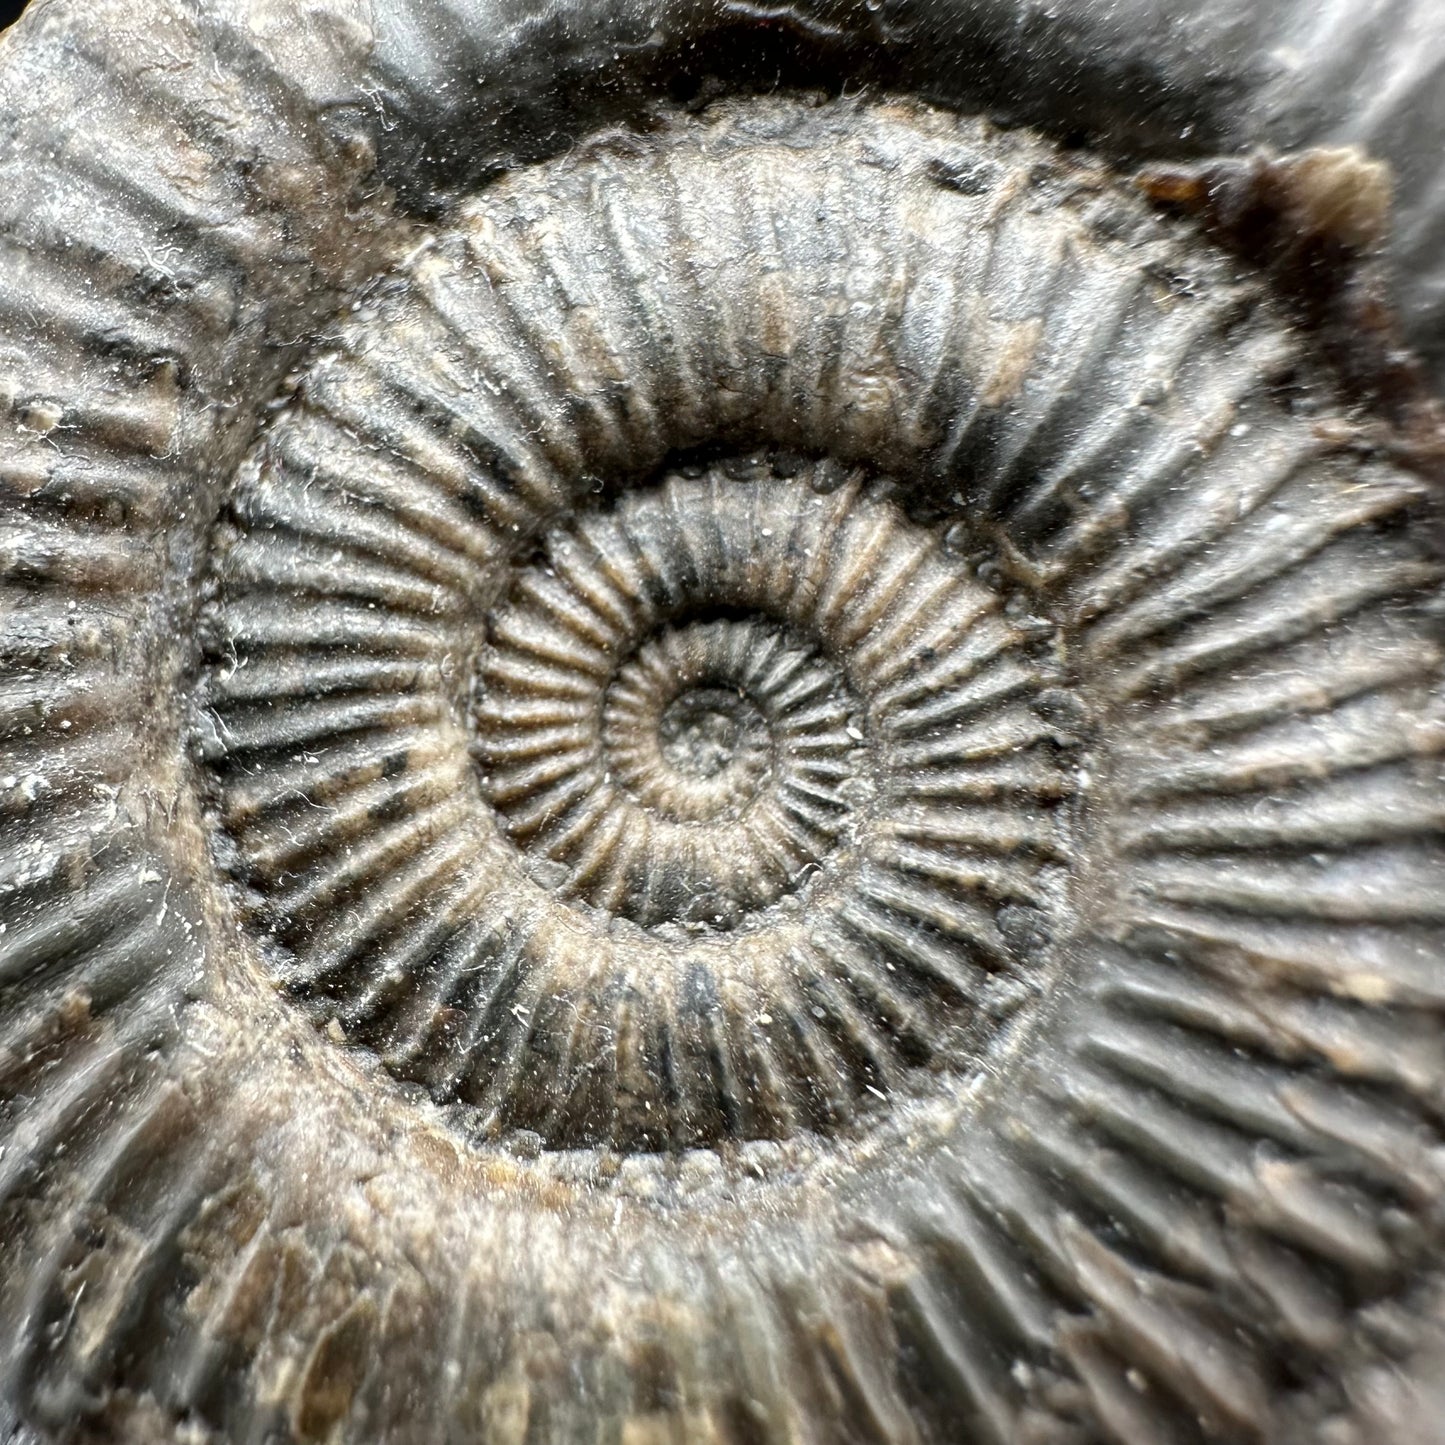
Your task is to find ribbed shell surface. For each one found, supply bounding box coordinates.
[0,4,1442,1445]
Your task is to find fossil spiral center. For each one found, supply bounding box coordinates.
[656,687,757,782]
[603,624,800,824]
[476,521,874,932]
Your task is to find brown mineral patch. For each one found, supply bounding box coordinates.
[1137,146,1391,259]
[295,1298,379,1441]
[1139,147,1445,471]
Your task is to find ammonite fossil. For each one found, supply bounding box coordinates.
[1,2,1444,1442]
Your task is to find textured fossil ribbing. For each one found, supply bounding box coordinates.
[0,70,1440,1445]
[182,98,1445,1439]
[211,457,1072,1149]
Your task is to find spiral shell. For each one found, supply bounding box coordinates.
[1,3,1444,1444]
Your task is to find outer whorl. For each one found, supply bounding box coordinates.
[0,5,1443,1445]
